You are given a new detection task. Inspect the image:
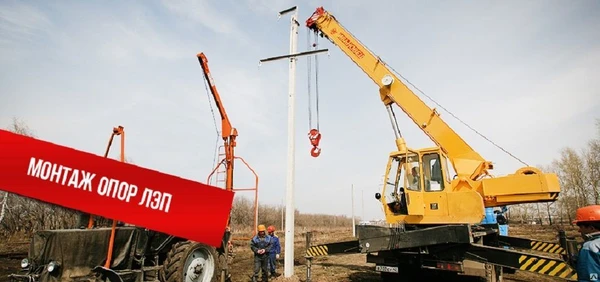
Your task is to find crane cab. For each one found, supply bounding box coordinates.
[375,147,486,225]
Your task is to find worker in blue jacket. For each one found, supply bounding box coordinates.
[250,224,272,282]
[573,205,600,282]
[267,225,281,277]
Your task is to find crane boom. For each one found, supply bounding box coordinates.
[197,52,237,191]
[306,8,491,181]
[197,52,260,242]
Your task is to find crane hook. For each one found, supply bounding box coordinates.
[311,146,321,158]
[308,129,321,147]
[308,129,322,158]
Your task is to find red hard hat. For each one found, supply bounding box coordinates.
[573,205,600,224]
[267,225,276,233]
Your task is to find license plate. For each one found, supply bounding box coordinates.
[375,265,399,273]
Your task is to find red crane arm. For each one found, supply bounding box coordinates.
[197,52,236,193]
[197,52,238,141]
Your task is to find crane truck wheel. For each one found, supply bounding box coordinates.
[160,240,222,282]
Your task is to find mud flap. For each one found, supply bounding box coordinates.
[92,266,124,282]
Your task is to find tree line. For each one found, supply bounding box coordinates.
[0,118,353,239]
[229,196,354,234]
[507,118,600,226]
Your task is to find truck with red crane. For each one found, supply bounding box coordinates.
[8,53,259,282]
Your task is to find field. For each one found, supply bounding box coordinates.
[0,223,581,282]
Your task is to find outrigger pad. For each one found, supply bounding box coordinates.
[92,266,124,282]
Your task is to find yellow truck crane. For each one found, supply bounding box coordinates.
[303,7,580,282]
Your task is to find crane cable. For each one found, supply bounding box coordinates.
[387,65,529,167]
[307,30,322,158]
[331,19,529,167]
[307,31,313,129]
[202,73,222,185]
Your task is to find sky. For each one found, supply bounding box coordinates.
[1,0,599,222]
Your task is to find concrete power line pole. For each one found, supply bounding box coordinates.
[351,184,355,237]
[258,6,328,278]
[362,189,365,221]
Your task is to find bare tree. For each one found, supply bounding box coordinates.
[545,118,600,225]
[227,196,354,236]
[556,148,588,205]
[9,117,36,137]
[0,190,7,226]
[0,118,80,238]
[1,118,37,226]
[537,164,561,225]
[583,121,600,204]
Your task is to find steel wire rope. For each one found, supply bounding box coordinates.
[307,29,322,131]
[314,31,321,131]
[307,29,313,130]
[332,20,529,167]
[202,73,222,185]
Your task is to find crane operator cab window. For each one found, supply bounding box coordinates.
[385,153,420,215]
[422,153,445,192]
[385,156,404,214]
[405,155,421,192]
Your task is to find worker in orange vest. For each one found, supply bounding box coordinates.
[267,225,281,277]
[573,205,600,282]
[250,224,272,282]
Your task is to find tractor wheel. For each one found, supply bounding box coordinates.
[161,241,223,282]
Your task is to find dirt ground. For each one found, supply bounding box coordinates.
[232,224,580,282]
[0,224,580,282]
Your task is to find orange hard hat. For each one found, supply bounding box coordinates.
[267,225,276,233]
[257,225,266,232]
[573,205,600,224]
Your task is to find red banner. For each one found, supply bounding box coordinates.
[0,129,235,247]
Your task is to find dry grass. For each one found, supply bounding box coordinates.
[227,224,582,282]
[227,227,358,281]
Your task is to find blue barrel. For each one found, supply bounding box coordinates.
[499,221,509,249]
[499,224,509,236]
[481,208,497,224]
[480,207,510,248]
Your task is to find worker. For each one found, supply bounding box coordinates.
[387,191,402,214]
[495,209,508,225]
[398,187,408,214]
[266,225,281,277]
[409,166,420,190]
[77,212,91,229]
[573,205,600,282]
[250,224,272,282]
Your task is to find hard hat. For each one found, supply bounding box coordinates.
[267,225,276,233]
[573,205,600,224]
[257,224,266,232]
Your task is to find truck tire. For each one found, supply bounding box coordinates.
[161,241,223,282]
